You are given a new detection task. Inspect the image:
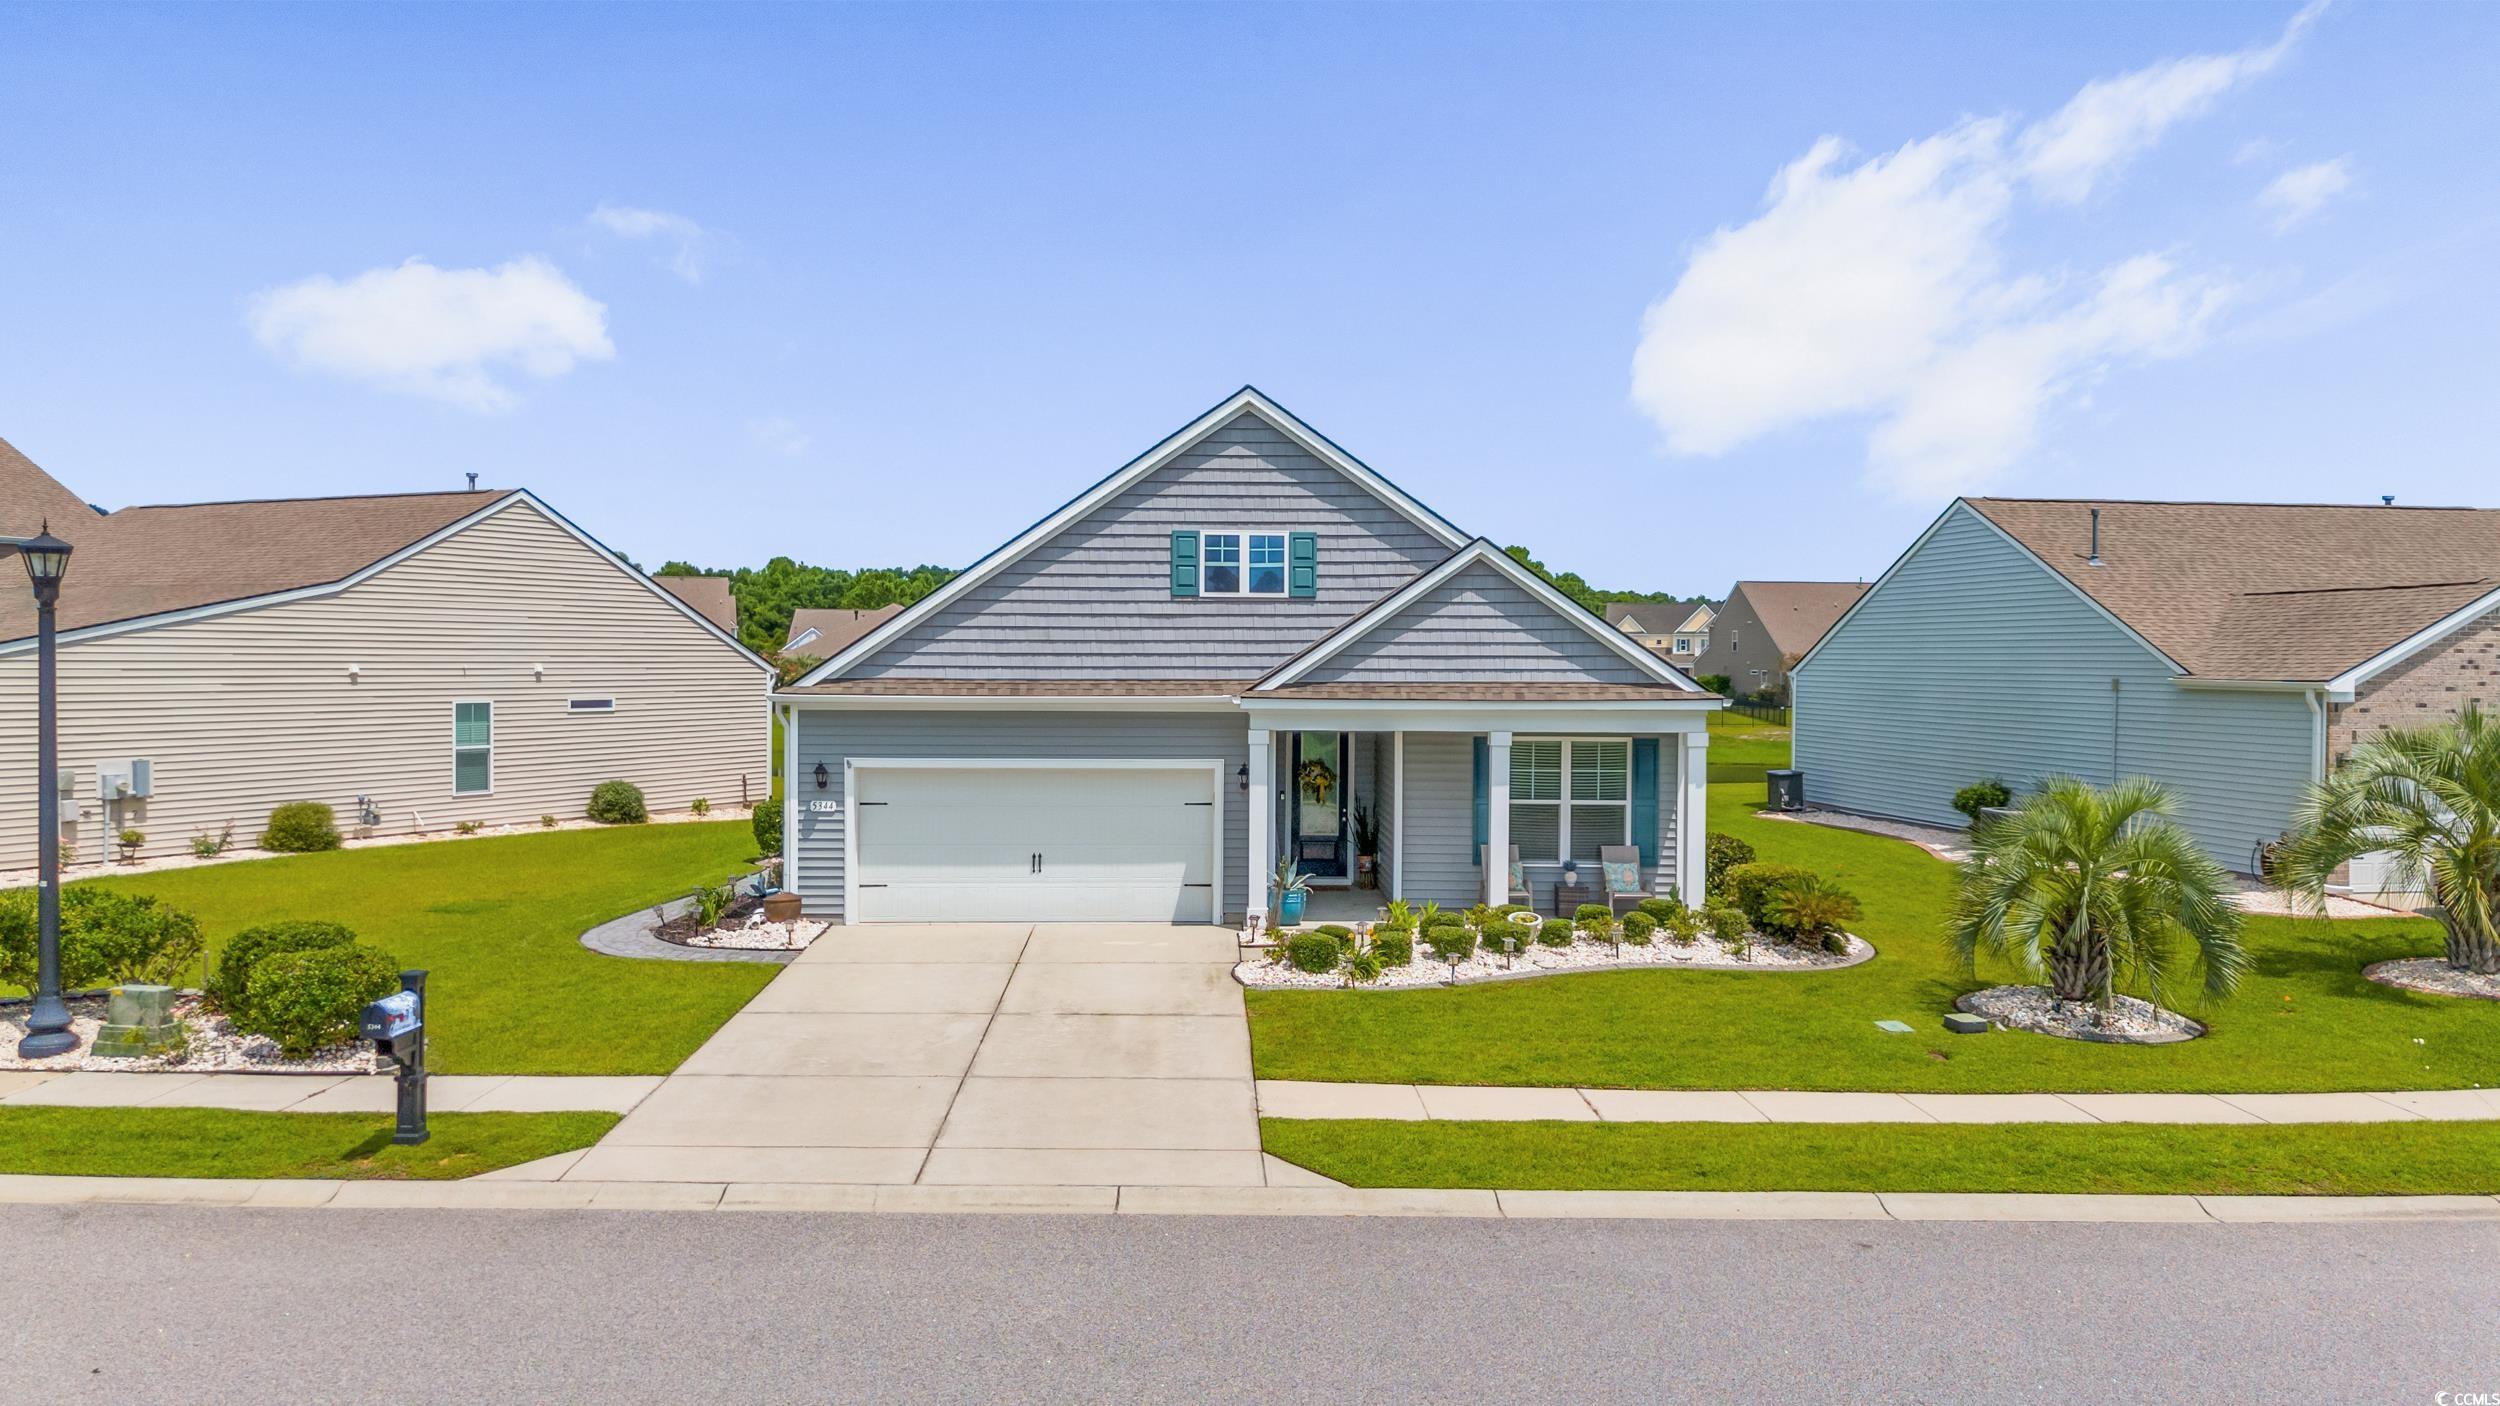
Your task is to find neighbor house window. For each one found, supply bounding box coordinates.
[1509,738,1630,863]
[453,701,492,794]
[1199,531,1287,596]
[567,697,616,713]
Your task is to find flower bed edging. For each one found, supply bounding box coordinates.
[1234,932,1875,991]
[2362,958,2500,1002]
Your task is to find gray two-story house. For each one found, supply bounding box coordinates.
[776,388,1718,926]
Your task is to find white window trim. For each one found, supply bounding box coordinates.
[1506,736,1631,865]
[567,696,618,713]
[1195,527,1291,597]
[452,699,495,797]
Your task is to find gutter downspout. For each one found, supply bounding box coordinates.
[2305,688,2327,786]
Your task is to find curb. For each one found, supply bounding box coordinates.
[1,1175,2494,1223]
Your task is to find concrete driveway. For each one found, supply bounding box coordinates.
[578,924,1293,1188]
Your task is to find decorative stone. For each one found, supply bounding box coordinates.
[91,984,184,1059]
[1943,1012,1991,1035]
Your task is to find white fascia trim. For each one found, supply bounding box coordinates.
[0,490,773,678]
[1791,500,2185,680]
[793,386,1472,687]
[2170,676,2325,693]
[2322,583,2500,701]
[774,693,1243,712]
[786,627,821,651]
[1243,700,1713,736]
[1254,539,1701,691]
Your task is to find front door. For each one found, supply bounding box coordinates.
[1290,732,1350,881]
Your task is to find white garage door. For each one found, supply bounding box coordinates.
[852,764,1218,923]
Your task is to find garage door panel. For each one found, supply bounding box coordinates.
[853,765,1217,924]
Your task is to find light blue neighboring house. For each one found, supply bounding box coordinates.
[1794,496,2500,886]
[777,387,1720,926]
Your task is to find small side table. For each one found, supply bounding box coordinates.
[1551,883,1594,918]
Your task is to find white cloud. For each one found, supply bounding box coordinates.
[2018,0,2326,203]
[2259,157,2355,230]
[1627,9,2306,497]
[245,256,613,412]
[747,416,811,457]
[588,203,714,283]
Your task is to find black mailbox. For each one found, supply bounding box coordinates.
[360,970,430,1146]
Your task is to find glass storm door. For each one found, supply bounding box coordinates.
[1290,732,1350,879]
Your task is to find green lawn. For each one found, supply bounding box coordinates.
[0,1107,617,1180]
[1246,780,2496,1093]
[8,823,777,1075]
[1262,1118,2500,1196]
[1706,707,1790,786]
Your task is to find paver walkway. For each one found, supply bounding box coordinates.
[0,1070,658,1114]
[1256,1080,2500,1124]
[581,923,1306,1188]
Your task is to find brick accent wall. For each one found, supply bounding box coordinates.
[2330,610,2500,763]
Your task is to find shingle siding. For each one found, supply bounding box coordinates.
[847,411,1452,680]
[1299,561,1653,686]
[789,709,1252,922]
[1794,502,2317,874]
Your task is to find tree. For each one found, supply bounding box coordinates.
[1950,776,2246,1014]
[654,557,956,655]
[2271,704,2500,974]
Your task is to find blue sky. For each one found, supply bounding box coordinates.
[3,2,2494,595]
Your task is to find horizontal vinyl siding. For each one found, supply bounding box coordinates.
[789,709,1250,922]
[1794,503,2316,873]
[1302,561,1653,686]
[1393,732,1684,911]
[849,411,1451,680]
[0,500,769,868]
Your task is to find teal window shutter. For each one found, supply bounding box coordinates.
[1169,530,1200,597]
[1472,736,1488,852]
[1631,738,1660,866]
[1287,532,1318,598]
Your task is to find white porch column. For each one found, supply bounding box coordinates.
[1678,728,1710,905]
[1390,730,1405,902]
[1485,730,1511,909]
[1246,728,1273,928]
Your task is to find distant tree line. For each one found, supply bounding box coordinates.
[654,557,956,658]
[1502,546,1711,617]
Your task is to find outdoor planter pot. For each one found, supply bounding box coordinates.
[1276,889,1307,924]
[762,891,803,923]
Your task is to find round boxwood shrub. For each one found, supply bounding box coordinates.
[1724,862,1817,937]
[1705,831,1756,890]
[1621,911,1657,945]
[0,887,204,992]
[1423,925,1478,963]
[1572,902,1612,924]
[1537,917,1575,947]
[260,800,341,853]
[587,780,649,825]
[1312,924,1353,940]
[1284,931,1342,974]
[207,920,357,1019]
[1951,778,2014,824]
[1370,929,1413,968]
[237,943,400,1058]
[751,796,784,857]
[1634,896,1683,923]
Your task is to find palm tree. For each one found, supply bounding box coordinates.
[2271,704,2500,975]
[1950,776,2247,1014]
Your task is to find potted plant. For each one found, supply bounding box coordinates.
[1271,856,1311,925]
[1351,800,1378,889]
[117,828,146,863]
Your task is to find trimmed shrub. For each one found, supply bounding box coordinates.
[1312,924,1353,940]
[1491,904,1535,922]
[1705,904,1750,950]
[1697,673,1732,695]
[206,920,357,1018]
[1422,911,1470,934]
[1725,862,1817,937]
[1576,908,1616,941]
[1952,778,2014,825]
[1462,904,1496,931]
[1537,917,1575,947]
[1620,911,1656,945]
[0,887,205,992]
[1573,902,1611,924]
[690,797,711,816]
[1424,925,1479,963]
[1706,832,1755,890]
[1663,902,1704,945]
[1284,932,1342,974]
[587,780,649,825]
[1371,929,1413,967]
[260,801,341,853]
[1635,896,1682,922]
[237,944,400,1058]
[752,796,784,856]
[1478,915,1533,954]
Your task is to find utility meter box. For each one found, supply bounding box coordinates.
[125,758,152,798]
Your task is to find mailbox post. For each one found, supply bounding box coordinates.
[359,970,428,1145]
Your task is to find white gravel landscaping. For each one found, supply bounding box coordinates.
[2363,958,2500,1002]
[1235,930,1872,989]
[0,993,376,1074]
[1955,984,2205,1044]
[680,917,827,952]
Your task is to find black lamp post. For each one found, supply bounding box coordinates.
[5,526,74,1058]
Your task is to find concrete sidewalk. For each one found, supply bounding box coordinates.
[1255,1080,2500,1124]
[0,1070,658,1115]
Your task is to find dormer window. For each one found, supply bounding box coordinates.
[1202,531,1288,596]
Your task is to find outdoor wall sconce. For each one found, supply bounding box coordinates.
[346,663,361,681]
[813,762,830,790]
[1236,764,1249,792]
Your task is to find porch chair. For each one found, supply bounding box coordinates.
[1480,844,1530,907]
[1598,845,1646,916]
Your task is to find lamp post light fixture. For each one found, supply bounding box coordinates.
[4,526,75,1059]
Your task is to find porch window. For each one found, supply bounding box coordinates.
[1509,738,1629,863]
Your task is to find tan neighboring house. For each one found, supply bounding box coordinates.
[1693,581,1867,698]
[1611,602,1714,662]
[654,574,739,638]
[784,605,903,657]
[0,437,770,868]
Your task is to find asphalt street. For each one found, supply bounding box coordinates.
[5,1205,2492,1403]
